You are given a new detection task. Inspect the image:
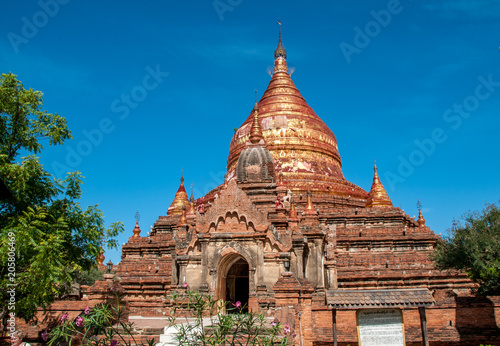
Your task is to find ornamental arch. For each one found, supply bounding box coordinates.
[216,254,250,311]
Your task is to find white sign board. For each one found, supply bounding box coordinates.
[357,309,405,346]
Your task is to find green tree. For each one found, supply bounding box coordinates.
[433,202,500,295]
[0,72,123,321]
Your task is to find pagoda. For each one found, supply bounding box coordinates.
[115,25,497,346]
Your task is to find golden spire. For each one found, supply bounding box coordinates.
[186,191,196,217]
[132,221,141,237]
[249,97,264,144]
[167,175,190,215]
[417,210,426,227]
[274,19,287,73]
[274,19,287,59]
[131,211,141,238]
[97,248,105,266]
[417,200,426,227]
[366,163,393,208]
[179,206,187,225]
[304,189,317,215]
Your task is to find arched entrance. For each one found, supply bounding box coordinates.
[218,255,249,313]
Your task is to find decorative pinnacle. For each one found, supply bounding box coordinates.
[179,206,187,225]
[132,220,141,238]
[135,210,140,222]
[366,162,393,208]
[304,189,317,214]
[249,96,264,144]
[187,190,196,217]
[253,89,259,112]
[274,19,287,60]
[167,175,190,216]
[417,209,426,227]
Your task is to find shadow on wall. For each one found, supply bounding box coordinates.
[455,296,500,344]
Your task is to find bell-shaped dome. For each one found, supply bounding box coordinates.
[227,33,367,198]
[237,145,275,183]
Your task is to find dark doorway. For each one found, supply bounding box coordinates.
[225,258,249,313]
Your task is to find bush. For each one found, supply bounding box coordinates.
[167,289,294,345]
[46,292,155,346]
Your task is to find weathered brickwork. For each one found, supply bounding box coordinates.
[23,33,500,345]
[113,33,500,345]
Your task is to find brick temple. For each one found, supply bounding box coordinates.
[109,29,498,345]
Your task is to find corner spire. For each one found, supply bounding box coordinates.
[186,187,196,218]
[132,210,141,238]
[304,189,317,215]
[249,92,264,144]
[167,175,190,215]
[417,200,426,227]
[366,163,393,208]
[417,210,426,227]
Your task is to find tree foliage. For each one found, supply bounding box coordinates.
[433,202,500,295]
[0,72,124,321]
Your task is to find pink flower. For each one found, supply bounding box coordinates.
[61,313,68,322]
[84,306,90,315]
[183,283,188,288]
[284,324,290,335]
[75,316,84,327]
[271,322,277,327]
[235,301,241,308]
[41,330,48,341]
[292,333,297,338]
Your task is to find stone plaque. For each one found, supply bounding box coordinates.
[357,309,404,346]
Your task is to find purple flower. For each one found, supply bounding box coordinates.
[284,324,290,335]
[41,330,48,341]
[84,306,90,315]
[75,316,84,327]
[61,313,69,322]
[110,340,118,346]
[235,301,241,308]
[292,333,297,338]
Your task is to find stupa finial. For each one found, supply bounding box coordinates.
[274,19,287,60]
[366,162,393,208]
[249,93,264,144]
[253,89,259,111]
[167,175,190,215]
[132,211,141,238]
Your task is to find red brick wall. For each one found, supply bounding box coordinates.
[309,295,500,346]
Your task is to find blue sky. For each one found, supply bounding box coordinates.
[1,0,499,264]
